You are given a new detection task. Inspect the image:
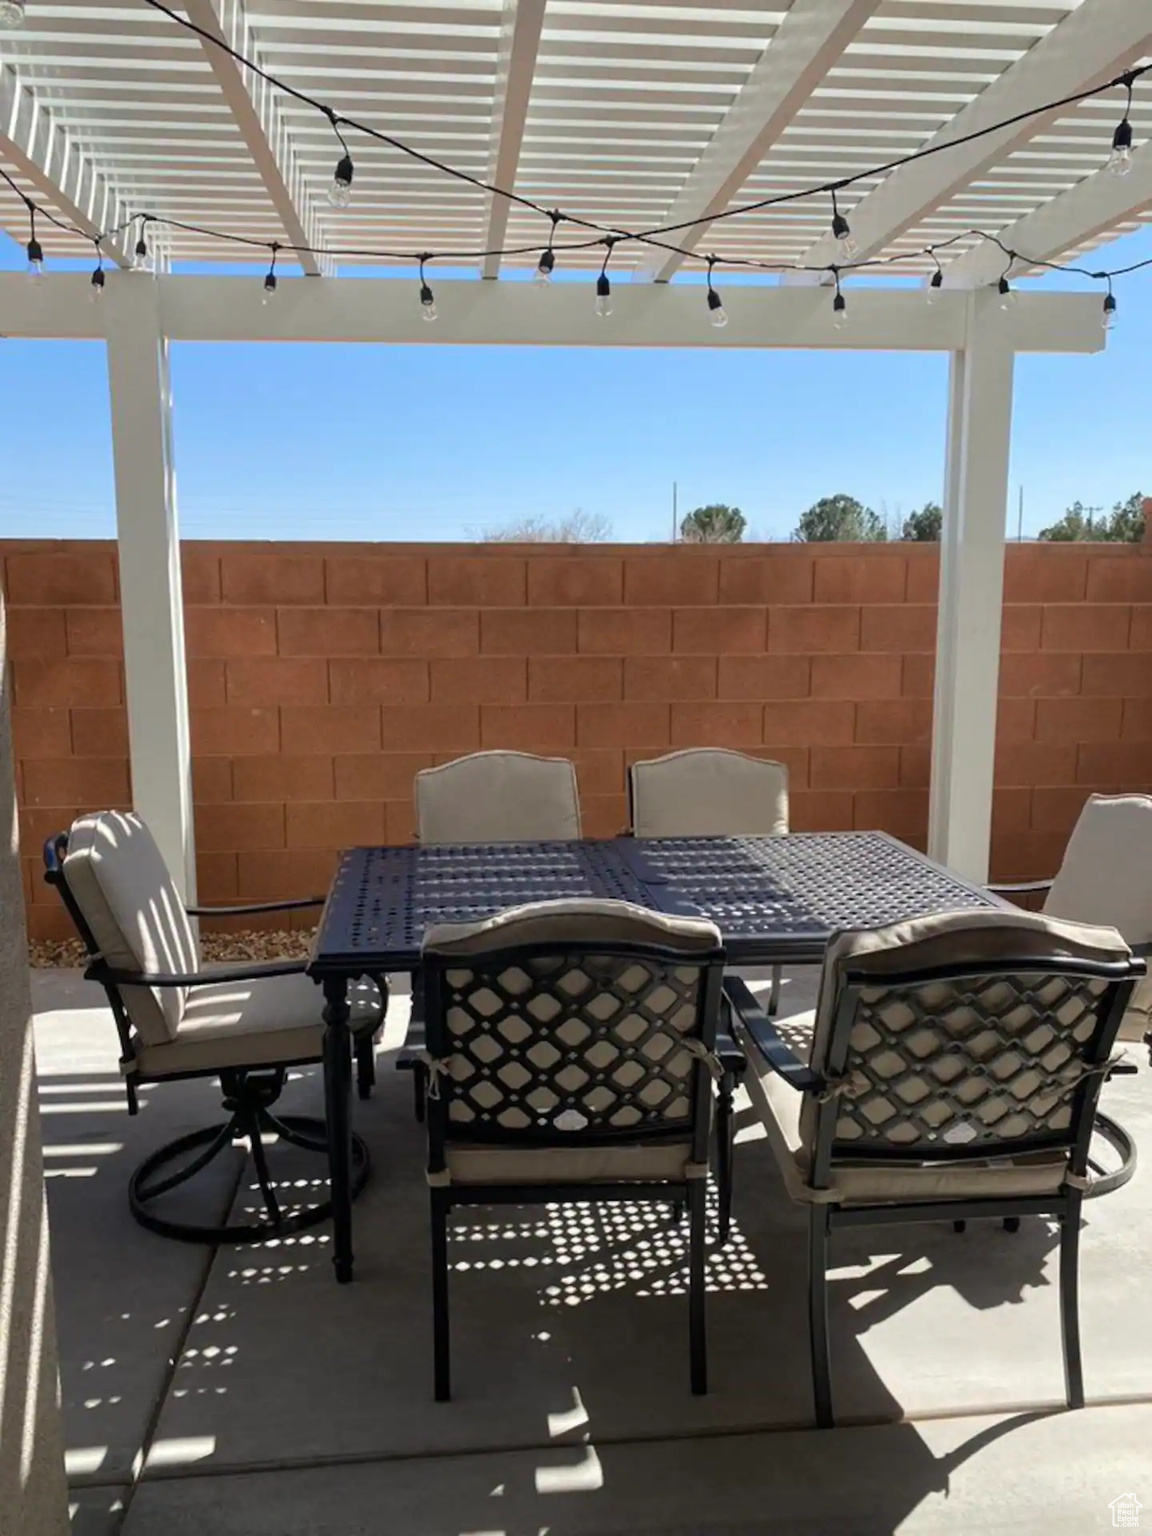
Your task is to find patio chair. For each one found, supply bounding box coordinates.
[415,749,581,843]
[726,907,1142,1428]
[43,810,381,1244]
[416,897,732,1400]
[990,793,1152,1043]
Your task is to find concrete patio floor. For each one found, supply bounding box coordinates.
[35,966,1152,1536]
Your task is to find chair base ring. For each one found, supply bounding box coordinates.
[128,1114,370,1245]
[1081,1111,1136,1200]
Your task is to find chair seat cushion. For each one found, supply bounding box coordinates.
[131,973,383,1077]
[734,1012,1069,1206]
[442,1140,694,1186]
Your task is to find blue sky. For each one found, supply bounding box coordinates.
[1,222,1149,543]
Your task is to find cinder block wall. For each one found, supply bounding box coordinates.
[5,539,1152,941]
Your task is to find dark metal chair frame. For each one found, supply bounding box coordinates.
[44,831,382,1245]
[726,950,1142,1429]
[419,932,730,1401]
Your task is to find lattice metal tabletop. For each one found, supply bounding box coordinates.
[310,832,1002,975]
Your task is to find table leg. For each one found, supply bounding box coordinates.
[322,974,354,1283]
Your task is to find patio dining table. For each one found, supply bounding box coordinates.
[308,831,1003,1282]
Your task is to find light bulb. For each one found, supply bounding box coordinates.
[262,272,277,305]
[1108,120,1134,177]
[0,0,26,28]
[26,238,43,281]
[89,267,105,302]
[535,248,555,286]
[328,153,354,208]
[997,276,1015,311]
[1102,293,1117,331]
[707,288,728,328]
[420,283,437,322]
[832,293,848,330]
[831,212,857,261]
[927,269,944,306]
[595,273,612,318]
[132,236,150,272]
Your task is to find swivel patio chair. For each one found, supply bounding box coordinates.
[44,810,381,1244]
[726,906,1142,1427]
[414,897,732,1400]
[415,749,582,843]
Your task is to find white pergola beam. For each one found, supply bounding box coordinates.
[637,0,880,284]
[943,139,1152,288]
[0,274,1107,353]
[481,0,548,281]
[0,65,133,267]
[929,291,1014,882]
[103,278,197,902]
[184,0,331,278]
[798,0,1152,271]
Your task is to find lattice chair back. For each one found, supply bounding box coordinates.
[58,811,198,1045]
[629,749,788,838]
[802,909,1137,1182]
[416,751,581,844]
[421,900,724,1177]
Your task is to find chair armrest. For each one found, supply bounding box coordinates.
[987,879,1053,896]
[185,897,324,917]
[721,974,822,1093]
[715,1024,746,1080]
[89,957,308,988]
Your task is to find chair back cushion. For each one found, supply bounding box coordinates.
[629,749,788,838]
[63,811,197,1044]
[422,898,722,1146]
[802,907,1132,1161]
[416,751,581,843]
[1044,793,1152,944]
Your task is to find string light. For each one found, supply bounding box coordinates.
[926,254,944,306]
[830,188,856,261]
[535,212,561,286]
[262,243,278,303]
[418,256,437,322]
[997,273,1015,311]
[595,238,615,318]
[1102,280,1117,331]
[705,256,727,328]
[831,269,848,330]
[90,242,105,302]
[25,204,43,282]
[0,0,25,27]
[1108,75,1135,177]
[132,217,152,272]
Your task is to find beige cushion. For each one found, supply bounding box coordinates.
[630,749,788,839]
[64,811,198,1046]
[424,897,722,958]
[416,751,581,843]
[444,1141,694,1185]
[735,1012,1069,1206]
[131,973,382,1077]
[1043,795,1152,1040]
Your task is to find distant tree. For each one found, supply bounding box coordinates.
[901,501,943,541]
[1105,491,1146,543]
[679,504,747,543]
[793,494,886,543]
[1038,500,1103,542]
[483,508,612,543]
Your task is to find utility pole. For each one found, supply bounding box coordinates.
[671,481,678,543]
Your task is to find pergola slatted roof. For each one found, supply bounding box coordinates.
[0,0,1149,278]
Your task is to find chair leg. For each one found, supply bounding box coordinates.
[431,1189,451,1402]
[808,1206,833,1428]
[767,964,782,1019]
[716,1072,735,1246]
[355,1033,376,1101]
[1003,1216,1020,1233]
[245,1106,281,1227]
[414,1066,427,1124]
[688,1178,708,1395]
[1060,1196,1085,1410]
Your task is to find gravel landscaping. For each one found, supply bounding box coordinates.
[28,928,314,969]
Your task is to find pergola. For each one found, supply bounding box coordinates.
[1,0,1150,902]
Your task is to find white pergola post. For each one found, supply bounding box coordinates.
[103,276,197,900]
[928,290,1014,881]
